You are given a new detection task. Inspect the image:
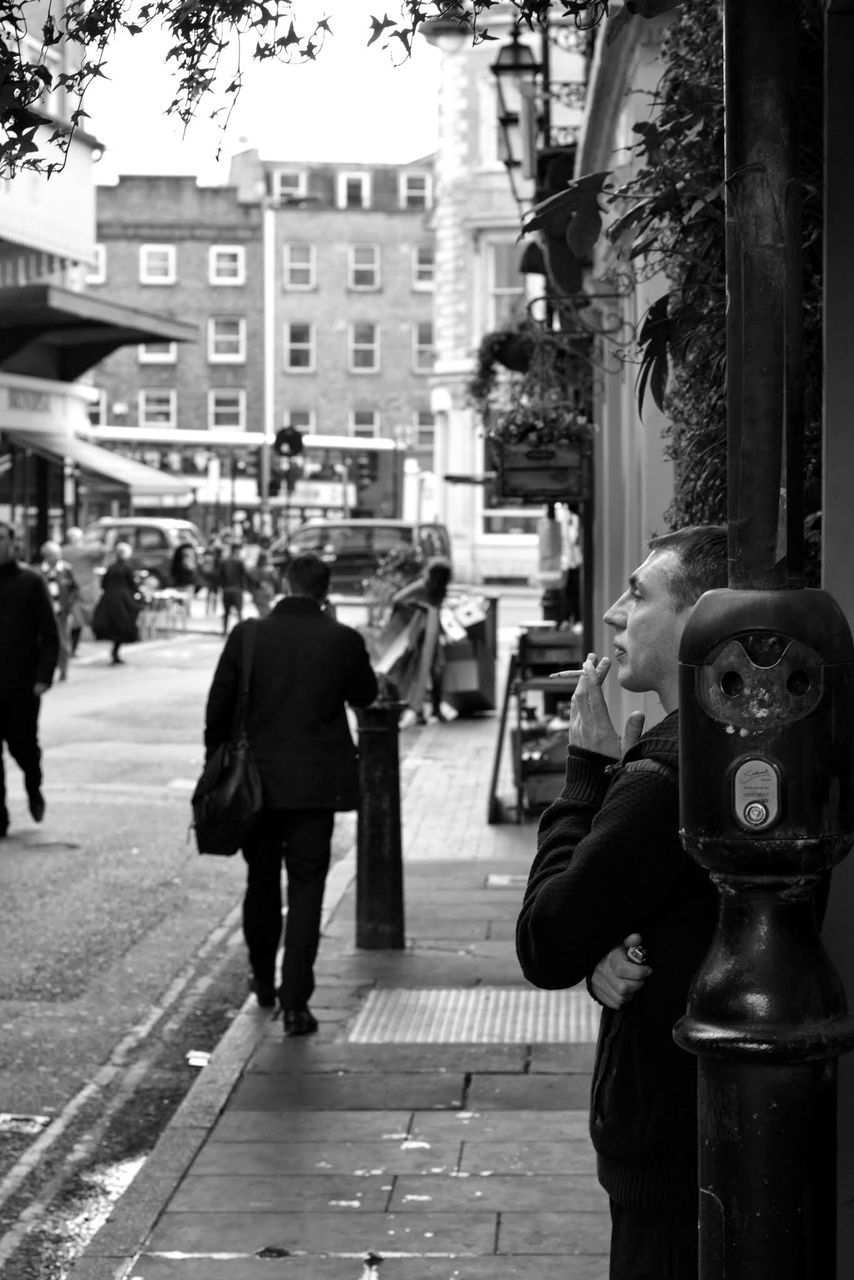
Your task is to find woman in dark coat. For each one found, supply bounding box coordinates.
[92,542,141,665]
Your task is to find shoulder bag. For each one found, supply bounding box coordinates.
[192,622,263,856]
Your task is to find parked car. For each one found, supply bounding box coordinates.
[270,518,452,595]
[82,517,205,588]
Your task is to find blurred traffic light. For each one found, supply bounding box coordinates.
[274,426,304,458]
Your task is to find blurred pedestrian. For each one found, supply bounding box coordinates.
[36,540,78,682]
[169,541,200,618]
[376,556,452,725]
[200,535,223,614]
[248,538,280,619]
[204,553,378,1034]
[92,542,142,665]
[218,541,249,635]
[0,522,59,835]
[62,526,104,655]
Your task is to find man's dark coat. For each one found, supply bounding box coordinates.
[205,596,378,810]
[0,561,59,692]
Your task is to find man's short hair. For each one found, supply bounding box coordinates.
[286,552,330,601]
[648,525,728,612]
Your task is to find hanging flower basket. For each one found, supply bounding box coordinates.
[489,435,593,505]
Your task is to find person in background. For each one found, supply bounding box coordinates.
[248,537,280,619]
[378,556,453,726]
[169,541,201,616]
[92,541,142,665]
[62,526,104,655]
[200,535,223,615]
[0,522,59,835]
[204,553,378,1034]
[516,525,729,1280]
[218,541,249,635]
[36,540,78,682]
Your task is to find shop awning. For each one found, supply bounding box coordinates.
[0,284,197,380]
[5,429,199,503]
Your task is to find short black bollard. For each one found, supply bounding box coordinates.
[355,692,404,949]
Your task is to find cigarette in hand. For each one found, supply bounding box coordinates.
[548,669,584,679]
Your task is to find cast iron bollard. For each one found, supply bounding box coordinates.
[355,687,404,949]
[676,588,854,1278]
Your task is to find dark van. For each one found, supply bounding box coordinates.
[270,518,452,595]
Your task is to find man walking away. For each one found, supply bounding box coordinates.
[0,523,60,836]
[204,552,378,1035]
[516,525,728,1280]
[218,541,249,635]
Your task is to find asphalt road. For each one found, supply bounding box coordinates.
[0,587,544,1278]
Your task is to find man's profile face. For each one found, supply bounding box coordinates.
[0,526,16,567]
[602,549,692,707]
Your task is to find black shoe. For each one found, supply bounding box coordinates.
[248,975,276,1009]
[283,1008,318,1037]
[28,791,45,824]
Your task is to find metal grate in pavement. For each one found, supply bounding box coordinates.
[347,986,600,1044]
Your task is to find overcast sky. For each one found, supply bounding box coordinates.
[87,0,441,185]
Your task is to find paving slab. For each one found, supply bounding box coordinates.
[146,1208,500,1254]
[409,1110,589,1143]
[169,1172,392,1213]
[209,1110,414,1143]
[458,1140,598,1176]
[530,1043,597,1073]
[497,1209,612,1255]
[192,1139,464,1177]
[228,1071,467,1111]
[467,1072,591,1110]
[247,1042,528,1075]
[388,1172,607,1212]
[131,1255,610,1279]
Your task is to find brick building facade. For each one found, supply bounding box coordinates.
[84,154,436,528]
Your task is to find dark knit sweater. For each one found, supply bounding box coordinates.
[516,710,717,1212]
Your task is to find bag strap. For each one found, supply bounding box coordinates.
[234,620,257,738]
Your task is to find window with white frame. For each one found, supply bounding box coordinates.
[139,244,176,285]
[208,388,246,430]
[412,244,434,290]
[351,409,379,437]
[273,170,306,201]
[284,322,315,371]
[399,171,432,210]
[282,243,316,290]
[350,322,379,372]
[139,389,177,427]
[338,172,371,210]
[84,244,106,286]
[348,244,380,290]
[413,321,434,373]
[207,317,246,363]
[209,245,245,286]
[138,342,177,364]
[87,388,107,427]
[415,409,435,451]
[488,241,526,328]
[282,408,314,432]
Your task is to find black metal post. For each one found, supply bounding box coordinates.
[355,698,405,949]
[675,2,854,1276]
[723,0,802,588]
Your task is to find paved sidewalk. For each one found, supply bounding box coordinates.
[72,713,608,1280]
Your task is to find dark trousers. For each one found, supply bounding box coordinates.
[0,691,42,822]
[221,587,243,633]
[241,808,335,1009]
[609,1200,698,1280]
